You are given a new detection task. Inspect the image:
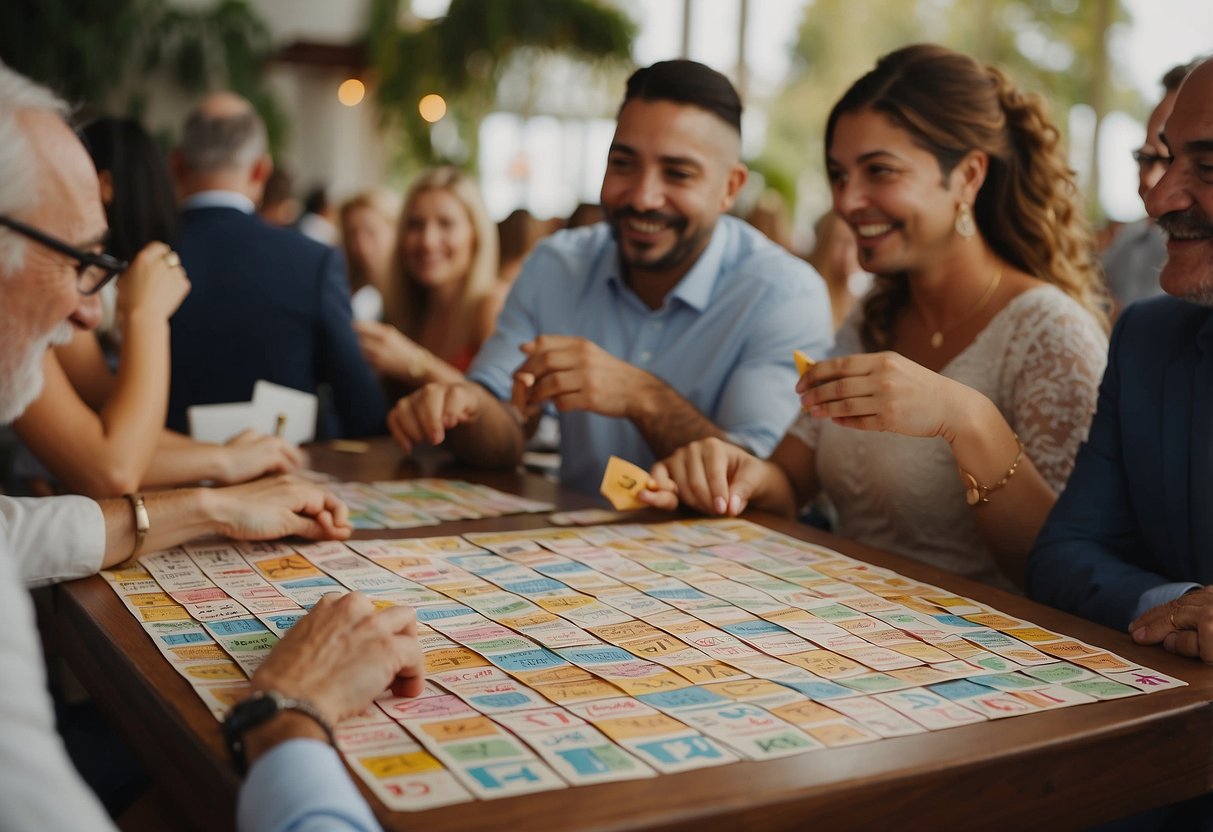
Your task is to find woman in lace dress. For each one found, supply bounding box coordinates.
[643,44,1109,591]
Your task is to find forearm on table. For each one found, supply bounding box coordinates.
[446,386,527,468]
[627,374,728,460]
[99,488,220,568]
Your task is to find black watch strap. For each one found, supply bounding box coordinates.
[222,690,335,775]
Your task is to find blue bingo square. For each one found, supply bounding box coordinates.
[160,632,210,646]
[469,692,533,709]
[417,605,476,622]
[928,679,991,700]
[557,746,637,775]
[207,619,270,636]
[264,614,303,632]
[491,649,566,672]
[932,614,984,628]
[779,679,855,700]
[636,687,726,710]
[722,619,788,638]
[634,735,724,764]
[500,578,566,595]
[281,577,339,589]
[466,761,546,789]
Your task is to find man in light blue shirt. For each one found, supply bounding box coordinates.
[0,61,417,831]
[387,60,832,492]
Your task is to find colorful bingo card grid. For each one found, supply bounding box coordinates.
[102,517,1185,811]
[326,479,554,529]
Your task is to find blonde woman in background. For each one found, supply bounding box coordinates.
[339,187,400,323]
[645,44,1110,592]
[355,168,499,387]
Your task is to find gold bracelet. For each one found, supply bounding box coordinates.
[959,434,1024,507]
[115,492,149,568]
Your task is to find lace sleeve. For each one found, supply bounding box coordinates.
[1007,298,1108,492]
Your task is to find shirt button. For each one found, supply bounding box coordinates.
[639,351,652,363]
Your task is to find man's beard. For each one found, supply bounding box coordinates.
[608,208,706,275]
[1156,207,1213,307]
[0,321,73,425]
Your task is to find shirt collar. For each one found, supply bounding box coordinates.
[183,190,256,214]
[605,218,728,313]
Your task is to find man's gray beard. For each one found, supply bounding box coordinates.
[0,321,73,425]
[1177,286,1213,308]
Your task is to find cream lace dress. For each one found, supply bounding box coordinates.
[786,285,1108,592]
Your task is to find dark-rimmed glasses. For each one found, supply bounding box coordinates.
[1132,148,1171,170]
[0,214,127,295]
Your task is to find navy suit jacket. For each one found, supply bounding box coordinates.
[168,205,386,439]
[1028,296,1213,631]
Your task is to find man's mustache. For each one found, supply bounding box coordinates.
[610,208,687,229]
[1157,208,1213,241]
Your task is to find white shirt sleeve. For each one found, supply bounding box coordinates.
[0,536,117,831]
[0,495,105,586]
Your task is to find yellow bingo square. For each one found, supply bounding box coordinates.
[599,455,651,511]
[793,349,816,377]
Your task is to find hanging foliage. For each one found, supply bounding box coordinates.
[369,0,635,168]
[0,0,284,149]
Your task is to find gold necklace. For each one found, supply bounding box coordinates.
[921,266,1003,349]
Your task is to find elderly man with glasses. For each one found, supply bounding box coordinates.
[0,61,421,830]
[1100,60,1197,313]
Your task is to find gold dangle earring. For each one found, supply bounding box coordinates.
[954,203,976,239]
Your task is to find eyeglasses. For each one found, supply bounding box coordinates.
[0,214,127,295]
[1132,148,1171,170]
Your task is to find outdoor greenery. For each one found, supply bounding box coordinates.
[0,0,1161,221]
[369,0,636,167]
[758,0,1140,219]
[0,0,284,148]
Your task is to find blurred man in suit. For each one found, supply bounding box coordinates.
[1030,57,1213,652]
[168,92,385,439]
[1100,61,1194,312]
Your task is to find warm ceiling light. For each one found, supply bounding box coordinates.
[338,78,366,107]
[419,93,447,123]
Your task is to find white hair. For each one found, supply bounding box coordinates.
[0,60,70,276]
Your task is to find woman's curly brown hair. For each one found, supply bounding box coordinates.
[824,44,1108,351]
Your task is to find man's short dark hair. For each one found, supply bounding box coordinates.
[621,60,742,134]
[1162,60,1198,93]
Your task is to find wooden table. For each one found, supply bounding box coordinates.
[55,439,1213,831]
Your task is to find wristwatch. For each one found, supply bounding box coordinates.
[222,689,334,774]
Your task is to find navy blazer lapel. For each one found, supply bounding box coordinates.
[1162,347,1195,579]
[1188,318,1213,584]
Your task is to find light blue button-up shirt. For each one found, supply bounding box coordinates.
[468,216,833,493]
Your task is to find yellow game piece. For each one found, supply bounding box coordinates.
[794,349,816,376]
[599,455,651,511]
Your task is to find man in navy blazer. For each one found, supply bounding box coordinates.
[167,92,385,439]
[1029,58,1213,661]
